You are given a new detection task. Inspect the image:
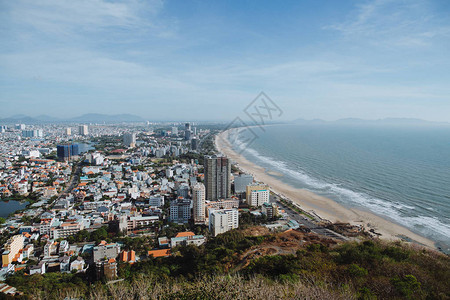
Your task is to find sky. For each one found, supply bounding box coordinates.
[1,0,449,122]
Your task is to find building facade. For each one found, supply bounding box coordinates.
[93,242,120,262]
[170,198,192,223]
[21,129,43,138]
[249,189,270,207]
[209,209,239,237]
[234,174,254,194]
[192,183,206,224]
[123,133,136,148]
[57,144,79,161]
[246,184,270,205]
[95,259,117,280]
[1,235,24,265]
[204,155,231,200]
[78,125,89,136]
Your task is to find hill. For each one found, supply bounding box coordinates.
[69,113,145,123]
[0,113,145,124]
[5,227,449,299]
[292,117,450,127]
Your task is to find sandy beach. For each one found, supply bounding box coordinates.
[216,129,436,249]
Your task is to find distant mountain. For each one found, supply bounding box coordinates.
[0,113,145,124]
[0,115,39,124]
[35,114,62,122]
[291,118,327,125]
[292,118,450,127]
[70,113,145,123]
[9,114,30,119]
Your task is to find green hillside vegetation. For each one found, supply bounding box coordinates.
[4,229,449,300]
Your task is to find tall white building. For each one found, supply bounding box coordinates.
[22,129,43,138]
[249,189,270,207]
[246,184,270,205]
[79,125,89,136]
[89,152,104,165]
[2,235,24,265]
[172,127,178,136]
[192,183,206,224]
[209,209,239,237]
[123,133,136,148]
[65,128,71,136]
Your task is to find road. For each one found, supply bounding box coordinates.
[48,160,83,209]
[270,194,348,241]
[60,163,82,198]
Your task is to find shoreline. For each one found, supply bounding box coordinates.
[216,129,437,249]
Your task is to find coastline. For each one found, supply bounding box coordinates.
[216,129,437,249]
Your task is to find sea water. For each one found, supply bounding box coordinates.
[228,124,450,253]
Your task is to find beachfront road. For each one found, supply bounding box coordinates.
[270,194,348,241]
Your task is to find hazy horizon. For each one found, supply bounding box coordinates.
[1,0,450,122]
[2,112,450,126]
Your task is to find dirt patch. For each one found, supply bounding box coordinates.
[241,226,271,237]
[237,228,338,270]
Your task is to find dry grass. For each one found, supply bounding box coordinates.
[37,274,355,300]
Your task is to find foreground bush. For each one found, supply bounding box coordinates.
[32,275,355,300]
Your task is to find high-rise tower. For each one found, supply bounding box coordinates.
[204,155,231,200]
[192,183,206,224]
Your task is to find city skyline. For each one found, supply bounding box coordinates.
[1,0,450,122]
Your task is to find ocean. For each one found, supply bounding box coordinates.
[228,124,450,253]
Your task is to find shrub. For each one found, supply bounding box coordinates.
[348,264,368,277]
[391,274,422,299]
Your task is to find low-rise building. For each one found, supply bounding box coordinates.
[169,198,192,223]
[93,241,120,262]
[148,195,164,207]
[127,216,159,233]
[209,209,239,237]
[262,202,279,219]
[29,262,46,275]
[95,258,117,280]
[44,240,57,258]
[119,250,136,263]
[70,257,85,272]
[170,232,206,248]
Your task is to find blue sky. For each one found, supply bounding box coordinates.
[1,0,449,121]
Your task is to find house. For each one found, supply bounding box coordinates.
[59,256,70,273]
[22,244,34,259]
[119,250,136,263]
[70,257,85,272]
[148,249,170,258]
[158,237,169,248]
[0,283,17,295]
[43,240,57,258]
[29,262,46,275]
[58,240,69,254]
[170,232,206,248]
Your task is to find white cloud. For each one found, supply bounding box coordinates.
[2,0,170,39]
[325,0,449,48]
